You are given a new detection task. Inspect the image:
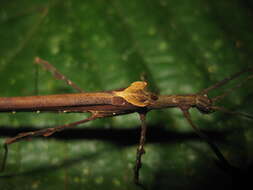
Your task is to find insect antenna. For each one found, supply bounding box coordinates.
[199,68,253,95]
[199,68,253,119]
[209,72,253,119]
[211,106,253,120]
[211,74,253,103]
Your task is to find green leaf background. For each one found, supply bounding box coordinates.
[0,0,253,189]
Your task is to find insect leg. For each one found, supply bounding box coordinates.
[134,112,147,186]
[1,114,97,172]
[180,107,237,173]
[34,57,84,93]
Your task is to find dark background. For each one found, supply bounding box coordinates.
[0,0,253,189]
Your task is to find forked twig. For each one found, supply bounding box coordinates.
[0,57,253,186]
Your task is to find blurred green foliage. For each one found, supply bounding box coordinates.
[0,0,253,189]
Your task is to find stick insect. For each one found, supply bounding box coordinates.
[0,57,253,186]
